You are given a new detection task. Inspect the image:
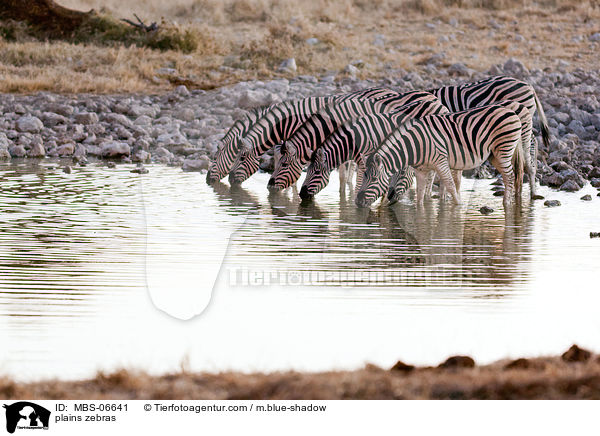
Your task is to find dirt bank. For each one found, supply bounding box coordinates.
[2,345,599,400]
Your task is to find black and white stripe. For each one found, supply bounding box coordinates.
[269,91,439,191]
[298,99,448,200]
[356,102,526,209]
[228,87,401,185]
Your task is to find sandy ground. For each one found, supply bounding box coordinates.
[2,346,599,400]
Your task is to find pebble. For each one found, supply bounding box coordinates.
[559,180,581,192]
[277,58,297,73]
[16,115,44,133]
[479,206,494,214]
[544,200,561,207]
[581,194,592,201]
[63,165,72,174]
[0,71,597,194]
[101,141,130,158]
[591,232,600,238]
[131,166,149,174]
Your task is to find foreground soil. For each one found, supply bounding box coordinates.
[2,345,599,400]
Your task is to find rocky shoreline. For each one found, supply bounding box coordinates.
[1,345,598,400]
[1,59,600,194]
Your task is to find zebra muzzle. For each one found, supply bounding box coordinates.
[299,186,313,201]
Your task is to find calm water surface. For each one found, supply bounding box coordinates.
[0,161,599,381]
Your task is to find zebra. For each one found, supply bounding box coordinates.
[207,89,380,185]
[384,75,548,203]
[227,87,403,185]
[298,99,449,201]
[268,91,440,191]
[206,105,275,185]
[355,102,526,209]
[386,98,534,204]
[431,75,547,197]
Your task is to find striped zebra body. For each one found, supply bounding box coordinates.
[387,98,533,203]
[430,75,547,197]
[386,75,547,201]
[206,105,275,184]
[299,99,448,200]
[356,103,525,209]
[270,91,439,191]
[228,87,401,185]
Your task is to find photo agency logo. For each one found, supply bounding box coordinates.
[3,402,50,434]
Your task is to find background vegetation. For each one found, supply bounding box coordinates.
[0,0,598,93]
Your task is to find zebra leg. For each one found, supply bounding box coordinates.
[415,168,431,205]
[355,160,365,191]
[526,136,538,198]
[489,155,516,208]
[425,170,436,198]
[339,162,348,194]
[434,160,461,205]
[452,170,462,194]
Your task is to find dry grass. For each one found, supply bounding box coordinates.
[2,346,600,399]
[0,0,599,93]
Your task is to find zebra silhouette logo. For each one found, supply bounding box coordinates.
[3,402,50,434]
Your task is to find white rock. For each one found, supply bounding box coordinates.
[589,33,600,42]
[175,108,195,122]
[182,157,209,172]
[134,115,153,125]
[237,90,276,108]
[175,85,190,97]
[503,58,529,76]
[343,64,359,77]
[16,115,44,133]
[9,145,27,157]
[306,38,319,45]
[28,142,45,157]
[74,112,99,125]
[278,58,297,73]
[57,143,76,156]
[100,141,131,158]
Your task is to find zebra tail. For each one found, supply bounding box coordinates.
[512,136,525,197]
[533,89,550,150]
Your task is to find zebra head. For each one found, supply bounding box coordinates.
[268,141,303,191]
[228,137,258,185]
[386,167,415,205]
[206,140,227,185]
[300,148,331,201]
[355,153,390,208]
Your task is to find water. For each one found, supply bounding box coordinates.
[0,160,599,381]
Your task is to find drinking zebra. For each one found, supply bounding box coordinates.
[227,87,404,185]
[268,91,440,191]
[206,105,274,184]
[383,75,547,203]
[298,99,450,201]
[428,75,547,198]
[355,102,526,209]
[386,98,534,204]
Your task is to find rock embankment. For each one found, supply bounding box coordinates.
[1,60,599,192]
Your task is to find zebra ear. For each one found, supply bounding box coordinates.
[287,145,297,157]
[315,147,324,163]
[240,137,252,152]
